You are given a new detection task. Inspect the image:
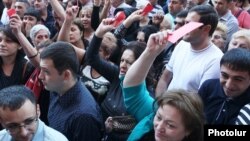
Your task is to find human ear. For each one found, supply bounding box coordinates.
[36,104,41,118]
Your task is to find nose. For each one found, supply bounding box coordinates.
[19,126,29,137]
[211,37,215,43]
[225,79,233,89]
[156,121,165,132]
[120,61,127,68]
[38,70,43,80]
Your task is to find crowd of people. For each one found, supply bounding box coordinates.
[0,0,250,140]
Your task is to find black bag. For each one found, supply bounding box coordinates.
[112,116,137,133]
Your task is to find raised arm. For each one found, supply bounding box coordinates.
[114,9,143,39]
[49,0,66,21]
[9,14,40,67]
[57,6,78,42]
[86,18,119,81]
[99,0,111,21]
[123,31,169,88]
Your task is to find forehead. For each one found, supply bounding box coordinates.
[213,0,228,4]
[121,49,135,60]
[35,29,49,36]
[221,65,250,77]
[185,11,200,22]
[0,100,36,123]
[40,58,54,69]
[15,1,28,6]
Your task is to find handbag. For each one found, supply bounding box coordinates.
[25,68,44,101]
[112,116,137,133]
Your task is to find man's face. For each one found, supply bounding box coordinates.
[15,2,29,18]
[168,0,185,16]
[39,58,65,93]
[182,12,204,44]
[174,17,185,30]
[220,65,250,98]
[0,100,39,141]
[213,0,230,16]
[33,0,48,11]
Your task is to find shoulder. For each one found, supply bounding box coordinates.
[201,79,220,88]
[43,125,68,141]
[0,130,11,141]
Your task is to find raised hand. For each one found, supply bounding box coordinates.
[95,18,115,38]
[65,5,79,21]
[152,11,164,25]
[146,30,171,55]
[9,14,23,34]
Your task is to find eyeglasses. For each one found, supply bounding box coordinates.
[5,116,38,134]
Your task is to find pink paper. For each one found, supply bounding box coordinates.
[166,22,203,43]
[142,3,153,16]
[113,11,126,27]
[7,9,16,17]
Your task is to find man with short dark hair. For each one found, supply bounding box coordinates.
[38,41,104,141]
[213,0,239,46]
[198,48,250,124]
[15,0,30,19]
[0,85,68,141]
[156,5,223,95]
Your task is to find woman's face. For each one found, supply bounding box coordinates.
[228,37,250,50]
[0,32,20,57]
[69,24,82,44]
[153,104,189,141]
[33,29,49,47]
[119,49,135,76]
[137,31,145,43]
[80,10,92,29]
[211,30,226,51]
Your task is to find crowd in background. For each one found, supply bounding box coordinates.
[0,0,250,140]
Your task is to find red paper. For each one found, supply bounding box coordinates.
[7,9,16,17]
[113,11,126,27]
[166,22,203,43]
[142,3,153,16]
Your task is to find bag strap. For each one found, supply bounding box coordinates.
[22,61,28,81]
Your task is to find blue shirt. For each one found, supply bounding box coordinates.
[198,79,250,124]
[48,80,104,141]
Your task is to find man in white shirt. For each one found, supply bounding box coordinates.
[156,5,223,96]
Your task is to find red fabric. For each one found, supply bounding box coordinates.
[236,9,250,29]
[25,68,44,101]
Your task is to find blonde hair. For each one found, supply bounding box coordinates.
[232,29,250,42]
[79,5,93,16]
[215,22,227,40]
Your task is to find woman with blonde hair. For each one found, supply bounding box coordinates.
[227,29,250,51]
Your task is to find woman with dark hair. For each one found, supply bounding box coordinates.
[86,18,147,141]
[0,25,34,90]
[136,25,159,43]
[123,31,205,141]
[58,6,88,50]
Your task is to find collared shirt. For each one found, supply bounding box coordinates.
[219,10,239,43]
[48,80,103,141]
[0,119,68,141]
